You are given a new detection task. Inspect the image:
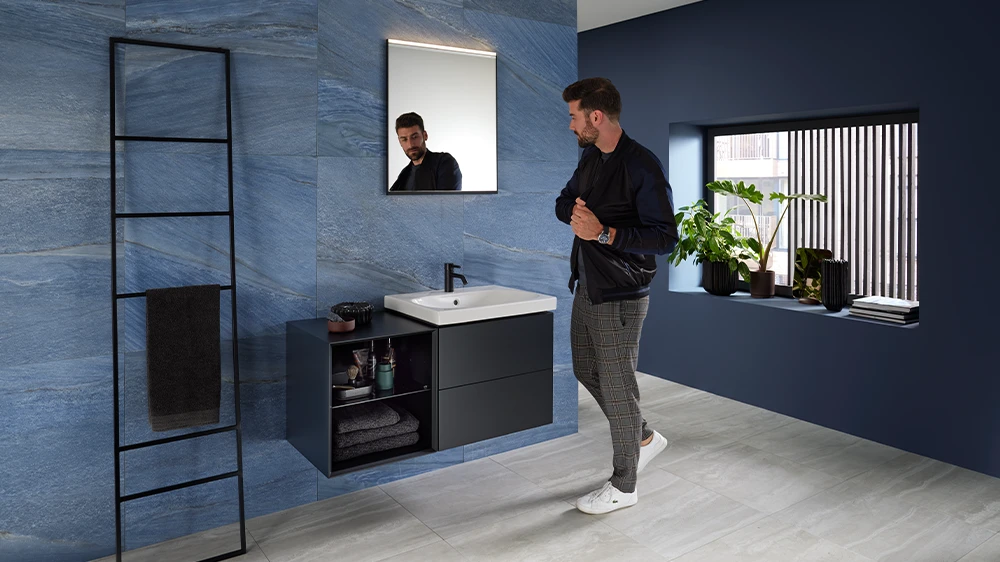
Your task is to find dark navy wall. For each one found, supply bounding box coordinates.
[0,1,577,560]
[579,0,1000,478]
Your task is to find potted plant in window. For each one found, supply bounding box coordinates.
[667,199,754,296]
[707,180,828,298]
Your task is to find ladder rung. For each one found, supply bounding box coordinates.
[118,425,238,453]
[115,135,228,143]
[196,549,247,562]
[111,37,229,55]
[120,471,238,503]
[116,285,233,300]
[115,211,230,219]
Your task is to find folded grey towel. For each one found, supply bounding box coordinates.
[333,403,419,449]
[145,284,221,432]
[333,431,420,462]
[332,401,399,434]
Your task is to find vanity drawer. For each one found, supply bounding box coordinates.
[436,369,553,450]
[437,312,552,389]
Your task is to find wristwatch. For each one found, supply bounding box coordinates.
[597,225,611,245]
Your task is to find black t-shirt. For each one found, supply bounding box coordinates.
[577,151,613,290]
[404,164,420,191]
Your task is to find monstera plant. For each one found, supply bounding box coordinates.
[707,180,828,298]
[667,199,754,296]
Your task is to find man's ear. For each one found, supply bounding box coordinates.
[422,130,429,142]
[591,110,603,126]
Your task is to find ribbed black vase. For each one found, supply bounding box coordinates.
[821,259,850,312]
[702,260,738,296]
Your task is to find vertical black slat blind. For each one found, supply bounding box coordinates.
[789,131,797,280]
[887,125,898,297]
[908,123,916,299]
[880,124,887,298]
[863,126,869,295]
[718,115,917,301]
[823,128,829,251]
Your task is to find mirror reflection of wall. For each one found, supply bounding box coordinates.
[387,39,498,194]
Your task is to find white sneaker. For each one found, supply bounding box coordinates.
[638,430,668,473]
[576,481,638,514]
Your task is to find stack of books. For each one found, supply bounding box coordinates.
[849,296,919,324]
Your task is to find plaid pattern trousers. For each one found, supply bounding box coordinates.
[571,287,652,494]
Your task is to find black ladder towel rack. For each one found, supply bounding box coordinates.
[109,37,246,562]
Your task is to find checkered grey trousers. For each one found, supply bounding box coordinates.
[572,287,652,494]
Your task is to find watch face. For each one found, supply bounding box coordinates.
[598,232,609,244]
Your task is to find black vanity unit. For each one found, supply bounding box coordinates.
[286,311,553,477]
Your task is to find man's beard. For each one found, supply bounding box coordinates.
[575,122,599,148]
[407,146,426,162]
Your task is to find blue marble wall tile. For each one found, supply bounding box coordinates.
[233,155,318,336]
[0,356,115,562]
[0,0,124,151]
[123,477,240,550]
[552,366,579,428]
[121,47,228,140]
[464,0,576,27]
[0,150,110,253]
[121,432,237,496]
[463,192,572,256]
[0,246,112,367]
[117,350,237,445]
[463,10,578,162]
[463,9,577,93]
[318,0,481,157]
[126,0,317,59]
[119,144,230,214]
[498,160,578,194]
[317,157,463,307]
[125,0,318,156]
[241,440,318,519]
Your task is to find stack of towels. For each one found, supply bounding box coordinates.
[332,402,420,462]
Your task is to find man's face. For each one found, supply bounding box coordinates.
[397,125,428,162]
[568,101,599,148]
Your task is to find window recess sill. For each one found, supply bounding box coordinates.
[669,288,919,329]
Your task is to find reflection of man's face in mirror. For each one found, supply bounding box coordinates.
[568,100,600,148]
[398,125,429,165]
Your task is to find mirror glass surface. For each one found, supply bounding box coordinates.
[387,39,497,194]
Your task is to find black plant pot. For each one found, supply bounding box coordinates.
[750,270,776,298]
[821,259,850,312]
[702,260,738,296]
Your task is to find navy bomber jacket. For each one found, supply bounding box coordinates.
[555,131,678,304]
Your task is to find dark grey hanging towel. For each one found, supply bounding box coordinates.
[145,284,222,432]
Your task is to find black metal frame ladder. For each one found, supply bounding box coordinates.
[109,37,246,562]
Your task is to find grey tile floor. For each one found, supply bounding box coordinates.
[98,372,1000,562]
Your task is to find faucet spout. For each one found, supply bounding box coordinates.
[444,263,468,292]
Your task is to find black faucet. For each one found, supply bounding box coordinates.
[444,263,467,292]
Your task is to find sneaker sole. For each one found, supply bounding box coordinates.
[576,498,638,515]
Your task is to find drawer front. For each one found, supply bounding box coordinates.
[438,312,552,389]
[437,369,553,450]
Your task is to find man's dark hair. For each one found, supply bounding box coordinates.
[395,112,424,132]
[562,77,622,121]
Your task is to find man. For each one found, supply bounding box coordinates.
[555,77,678,515]
[389,112,462,192]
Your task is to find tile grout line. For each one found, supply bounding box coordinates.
[245,526,272,562]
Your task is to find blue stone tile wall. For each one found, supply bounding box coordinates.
[0,0,577,559]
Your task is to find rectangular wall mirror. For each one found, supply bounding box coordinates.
[387,39,498,194]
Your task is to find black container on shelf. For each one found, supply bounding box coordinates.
[821,259,850,312]
[332,302,374,326]
[702,260,739,296]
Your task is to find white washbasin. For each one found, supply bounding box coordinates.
[384,285,557,326]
